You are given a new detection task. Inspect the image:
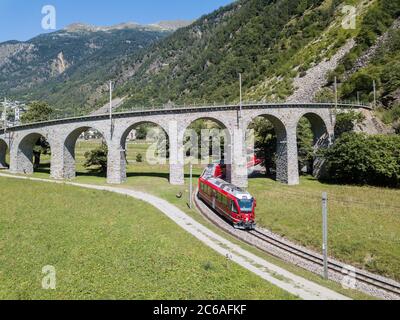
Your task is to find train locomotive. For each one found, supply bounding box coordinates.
[198,164,256,230]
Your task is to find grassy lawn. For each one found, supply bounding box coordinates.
[248,176,400,282]
[0,177,296,300]
[2,140,398,299]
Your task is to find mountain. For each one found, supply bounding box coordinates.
[1,0,399,132]
[107,0,398,132]
[150,20,195,31]
[0,21,190,115]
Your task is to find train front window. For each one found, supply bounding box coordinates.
[238,198,254,212]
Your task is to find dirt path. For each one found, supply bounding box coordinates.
[0,173,350,300]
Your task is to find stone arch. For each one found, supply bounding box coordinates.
[0,138,8,168]
[62,126,108,179]
[296,112,332,178]
[117,120,170,181]
[181,115,233,140]
[298,112,331,147]
[246,114,290,184]
[119,120,169,149]
[11,132,53,175]
[181,116,232,166]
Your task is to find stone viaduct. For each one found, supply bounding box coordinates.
[0,103,367,188]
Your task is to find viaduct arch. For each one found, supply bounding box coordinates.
[0,103,366,187]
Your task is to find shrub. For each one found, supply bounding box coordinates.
[136,153,143,163]
[324,133,400,187]
[334,111,365,138]
[315,88,335,102]
[84,143,108,173]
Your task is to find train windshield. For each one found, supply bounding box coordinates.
[238,198,254,212]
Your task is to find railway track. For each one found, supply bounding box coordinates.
[249,229,400,297]
[193,191,400,299]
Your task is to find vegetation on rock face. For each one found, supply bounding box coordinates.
[334,110,365,137]
[329,0,400,129]
[115,0,344,109]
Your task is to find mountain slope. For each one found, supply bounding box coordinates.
[107,0,399,132]
[115,0,343,107]
[2,0,399,133]
[0,24,174,114]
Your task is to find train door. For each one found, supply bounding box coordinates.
[212,190,216,209]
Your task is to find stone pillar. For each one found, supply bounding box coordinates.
[169,120,184,185]
[50,139,64,180]
[107,143,126,184]
[313,124,334,179]
[63,136,77,180]
[0,140,7,168]
[9,141,34,175]
[226,126,248,188]
[276,126,299,185]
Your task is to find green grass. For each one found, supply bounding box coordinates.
[248,175,400,282]
[0,177,297,300]
[2,140,397,300]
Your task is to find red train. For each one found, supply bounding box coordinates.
[198,164,256,230]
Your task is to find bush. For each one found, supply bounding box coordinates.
[314,88,335,102]
[84,144,108,173]
[324,133,400,187]
[334,111,365,137]
[136,153,143,163]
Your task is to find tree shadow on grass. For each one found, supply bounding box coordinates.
[127,172,170,180]
[126,172,201,180]
[32,164,202,182]
[76,169,107,178]
[34,163,51,175]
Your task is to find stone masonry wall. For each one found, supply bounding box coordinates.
[0,106,337,188]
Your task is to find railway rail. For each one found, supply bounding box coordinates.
[194,191,400,300]
[249,229,400,297]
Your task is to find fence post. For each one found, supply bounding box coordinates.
[189,163,193,209]
[322,192,328,279]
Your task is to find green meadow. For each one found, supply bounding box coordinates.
[0,177,296,300]
[1,139,399,299]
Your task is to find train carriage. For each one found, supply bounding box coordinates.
[198,165,256,230]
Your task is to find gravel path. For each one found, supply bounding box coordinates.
[0,173,349,300]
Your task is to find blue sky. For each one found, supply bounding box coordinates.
[0,0,234,42]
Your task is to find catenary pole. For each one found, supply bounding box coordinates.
[189,163,193,209]
[322,192,329,279]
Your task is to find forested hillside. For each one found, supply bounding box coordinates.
[0,24,172,114]
[111,0,399,131]
[2,0,400,132]
[115,0,343,106]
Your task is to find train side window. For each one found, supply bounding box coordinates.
[231,201,238,213]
